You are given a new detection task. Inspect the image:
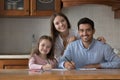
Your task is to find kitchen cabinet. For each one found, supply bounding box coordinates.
[0,59,28,69]
[0,0,61,17]
[61,0,120,18]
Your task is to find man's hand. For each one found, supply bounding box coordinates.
[64,61,75,70]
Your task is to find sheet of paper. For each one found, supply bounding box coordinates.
[51,69,68,71]
[76,68,97,70]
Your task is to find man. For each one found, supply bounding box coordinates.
[58,17,120,69]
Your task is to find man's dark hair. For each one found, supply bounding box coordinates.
[77,17,94,30]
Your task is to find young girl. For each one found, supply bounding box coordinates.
[29,35,57,70]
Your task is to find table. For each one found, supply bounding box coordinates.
[0,69,120,80]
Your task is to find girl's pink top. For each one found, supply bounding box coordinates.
[29,54,57,70]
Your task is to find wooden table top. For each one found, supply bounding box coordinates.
[0,69,120,80]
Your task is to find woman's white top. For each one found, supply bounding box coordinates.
[54,29,80,61]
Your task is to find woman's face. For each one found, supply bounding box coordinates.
[53,15,68,33]
[39,39,52,55]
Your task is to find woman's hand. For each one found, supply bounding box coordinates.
[67,36,77,44]
[64,36,77,48]
[97,36,106,43]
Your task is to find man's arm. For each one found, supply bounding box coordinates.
[58,43,75,69]
[100,45,120,68]
[83,64,101,69]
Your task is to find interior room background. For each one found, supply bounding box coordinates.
[0,4,120,54]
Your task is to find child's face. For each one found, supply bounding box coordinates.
[39,39,52,55]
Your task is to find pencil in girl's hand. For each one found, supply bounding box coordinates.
[47,59,50,64]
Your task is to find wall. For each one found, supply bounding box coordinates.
[62,4,120,49]
[0,4,120,54]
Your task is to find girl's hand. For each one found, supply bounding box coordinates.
[42,64,52,70]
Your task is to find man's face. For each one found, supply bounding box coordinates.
[78,24,95,43]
